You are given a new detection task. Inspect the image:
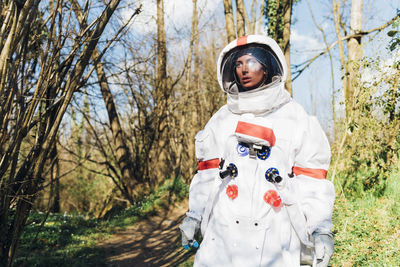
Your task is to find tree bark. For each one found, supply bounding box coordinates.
[223,0,236,43]
[236,0,246,37]
[50,138,60,213]
[282,0,293,96]
[190,0,200,180]
[156,0,168,131]
[154,0,170,186]
[185,0,197,92]
[332,0,347,119]
[346,0,363,117]
[157,0,167,95]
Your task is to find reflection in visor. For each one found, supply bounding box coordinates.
[235,58,263,73]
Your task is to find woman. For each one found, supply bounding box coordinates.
[180,35,335,267]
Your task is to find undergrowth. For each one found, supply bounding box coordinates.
[14,176,188,267]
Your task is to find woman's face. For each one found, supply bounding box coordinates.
[235,54,266,90]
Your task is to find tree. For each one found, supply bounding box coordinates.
[264,0,294,95]
[0,0,122,265]
[236,0,247,37]
[222,1,267,43]
[182,0,200,178]
[71,0,142,204]
[346,0,363,116]
[223,0,236,42]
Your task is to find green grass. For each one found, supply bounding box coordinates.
[14,212,108,267]
[331,168,400,266]
[14,176,189,267]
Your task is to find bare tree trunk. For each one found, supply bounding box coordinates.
[236,0,246,37]
[157,0,167,96]
[156,0,168,129]
[282,0,293,96]
[332,0,347,94]
[248,0,257,34]
[346,0,363,117]
[185,0,197,92]
[223,0,236,43]
[190,0,200,180]
[187,0,199,132]
[154,0,170,186]
[94,49,138,202]
[50,140,60,213]
[170,0,199,184]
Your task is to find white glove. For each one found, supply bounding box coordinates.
[179,216,200,250]
[313,231,334,267]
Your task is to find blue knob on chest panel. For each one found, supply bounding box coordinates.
[257,146,271,160]
[236,142,249,156]
[265,167,283,183]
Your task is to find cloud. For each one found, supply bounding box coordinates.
[122,0,222,36]
[291,29,325,53]
[120,0,156,35]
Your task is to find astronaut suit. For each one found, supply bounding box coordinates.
[179,35,335,267]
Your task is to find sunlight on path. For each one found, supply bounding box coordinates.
[99,200,195,266]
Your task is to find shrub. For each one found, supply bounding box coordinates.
[332,50,400,197]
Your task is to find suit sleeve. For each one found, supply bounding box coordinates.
[186,127,220,222]
[293,116,335,235]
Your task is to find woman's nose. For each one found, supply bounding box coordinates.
[242,63,248,73]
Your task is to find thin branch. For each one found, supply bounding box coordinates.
[81,5,142,87]
[292,14,400,81]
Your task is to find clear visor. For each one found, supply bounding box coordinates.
[220,45,283,94]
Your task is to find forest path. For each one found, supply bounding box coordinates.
[98,200,195,267]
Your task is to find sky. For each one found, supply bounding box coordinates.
[126,0,400,136]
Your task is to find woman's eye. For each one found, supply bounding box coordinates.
[235,62,242,68]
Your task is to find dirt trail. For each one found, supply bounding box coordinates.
[99,200,195,267]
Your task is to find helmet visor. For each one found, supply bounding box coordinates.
[220,44,283,93]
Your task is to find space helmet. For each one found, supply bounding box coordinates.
[217,35,286,94]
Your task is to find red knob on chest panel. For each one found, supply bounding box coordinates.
[226,185,239,200]
[264,190,281,207]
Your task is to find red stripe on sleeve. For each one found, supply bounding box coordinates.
[198,158,220,170]
[292,166,327,179]
[237,36,248,46]
[235,121,276,146]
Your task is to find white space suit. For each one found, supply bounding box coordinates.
[182,35,335,267]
